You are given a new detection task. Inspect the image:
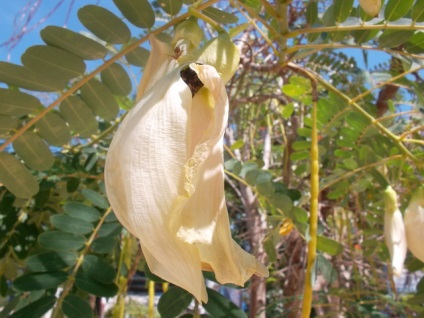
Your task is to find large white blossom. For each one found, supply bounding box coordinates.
[105,36,268,303]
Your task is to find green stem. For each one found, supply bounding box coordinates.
[276,0,289,57]
[301,76,319,318]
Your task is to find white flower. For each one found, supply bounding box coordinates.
[404,187,424,263]
[383,186,407,277]
[105,36,268,303]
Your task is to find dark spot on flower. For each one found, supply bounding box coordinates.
[180,66,204,97]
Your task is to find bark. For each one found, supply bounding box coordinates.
[240,185,267,318]
[282,231,306,317]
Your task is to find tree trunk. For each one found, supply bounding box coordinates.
[240,185,267,318]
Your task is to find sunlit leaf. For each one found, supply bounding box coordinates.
[78,5,131,44]
[352,29,379,44]
[101,63,132,96]
[0,62,66,92]
[41,26,107,60]
[80,79,119,121]
[113,0,155,29]
[333,0,354,23]
[306,2,318,25]
[13,131,55,171]
[404,32,424,54]
[202,7,238,24]
[384,0,414,21]
[412,0,424,22]
[21,45,85,81]
[378,30,414,48]
[317,235,343,256]
[240,0,262,13]
[282,84,305,98]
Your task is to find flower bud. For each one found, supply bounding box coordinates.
[404,187,424,263]
[172,18,204,54]
[383,186,407,276]
[359,0,381,17]
[179,32,240,84]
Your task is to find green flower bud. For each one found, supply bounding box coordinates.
[384,185,398,214]
[179,32,240,84]
[172,18,204,50]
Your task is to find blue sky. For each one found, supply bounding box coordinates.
[0,1,141,63]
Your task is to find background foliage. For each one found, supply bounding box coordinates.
[0,0,423,317]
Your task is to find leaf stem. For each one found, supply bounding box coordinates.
[301,73,319,318]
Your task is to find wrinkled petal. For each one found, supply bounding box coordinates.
[136,36,175,102]
[105,40,268,303]
[404,187,424,263]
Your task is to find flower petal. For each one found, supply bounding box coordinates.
[383,186,407,276]
[404,187,424,263]
[105,41,268,304]
[136,36,176,102]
